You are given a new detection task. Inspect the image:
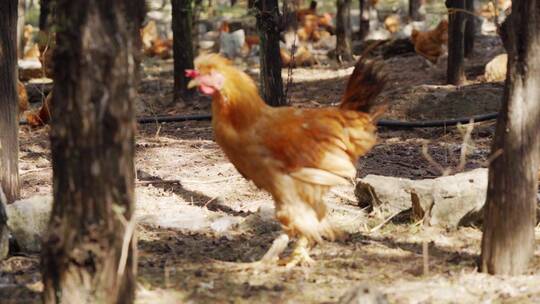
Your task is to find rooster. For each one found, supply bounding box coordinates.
[411,19,448,64]
[186,54,386,267]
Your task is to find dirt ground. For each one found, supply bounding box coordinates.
[4,33,540,304]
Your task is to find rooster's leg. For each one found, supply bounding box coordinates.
[260,233,290,263]
[278,236,315,268]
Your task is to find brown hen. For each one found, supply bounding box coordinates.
[411,20,448,64]
[186,54,386,267]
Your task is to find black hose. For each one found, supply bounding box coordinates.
[19,112,499,129]
[135,112,499,128]
[377,112,499,128]
[137,114,213,124]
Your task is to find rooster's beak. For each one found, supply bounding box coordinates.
[187,79,199,89]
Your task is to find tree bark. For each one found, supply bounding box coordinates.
[480,0,540,275]
[39,0,51,31]
[409,0,424,21]
[359,0,370,39]
[172,0,195,103]
[41,0,144,303]
[336,0,353,62]
[464,0,475,58]
[0,0,20,260]
[17,0,25,58]
[446,0,466,85]
[254,0,286,106]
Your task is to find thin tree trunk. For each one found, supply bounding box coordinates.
[254,0,286,106]
[39,0,51,31]
[359,0,370,39]
[17,0,25,58]
[41,1,144,302]
[464,0,475,58]
[336,0,353,62]
[480,0,540,275]
[409,0,424,21]
[0,0,20,260]
[172,0,195,103]
[446,0,466,85]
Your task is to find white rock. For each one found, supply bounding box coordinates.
[6,195,53,252]
[356,169,488,228]
[18,59,42,70]
[485,53,508,82]
[210,216,240,233]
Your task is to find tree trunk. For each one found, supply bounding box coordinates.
[464,0,475,58]
[446,0,466,85]
[336,0,353,62]
[359,0,370,39]
[17,0,25,58]
[480,0,540,275]
[409,0,424,21]
[172,0,195,103]
[41,1,144,303]
[0,0,20,260]
[255,0,286,106]
[39,0,51,31]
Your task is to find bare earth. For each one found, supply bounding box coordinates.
[4,35,540,304]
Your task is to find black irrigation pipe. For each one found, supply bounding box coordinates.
[134,112,499,129]
[19,112,499,129]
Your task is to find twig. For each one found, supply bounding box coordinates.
[421,142,450,176]
[330,189,357,203]
[421,120,477,177]
[136,179,180,186]
[481,148,503,167]
[456,120,475,172]
[19,167,50,175]
[203,196,218,208]
[181,176,239,184]
[115,208,137,278]
[423,241,429,276]
[369,209,402,233]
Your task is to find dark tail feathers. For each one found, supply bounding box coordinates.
[339,55,387,116]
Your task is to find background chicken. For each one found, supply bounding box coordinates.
[17,81,29,118]
[411,19,449,64]
[186,54,386,267]
[26,92,51,127]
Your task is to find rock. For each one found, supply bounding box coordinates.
[355,169,488,228]
[0,188,9,260]
[484,53,508,82]
[6,195,53,252]
[18,59,44,81]
[210,216,240,234]
[338,283,388,304]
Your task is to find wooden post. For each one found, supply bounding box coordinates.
[359,0,370,39]
[336,0,353,62]
[172,0,195,103]
[446,0,466,85]
[409,0,424,21]
[464,0,475,57]
[254,0,286,106]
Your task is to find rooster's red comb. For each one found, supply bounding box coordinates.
[185,69,199,78]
